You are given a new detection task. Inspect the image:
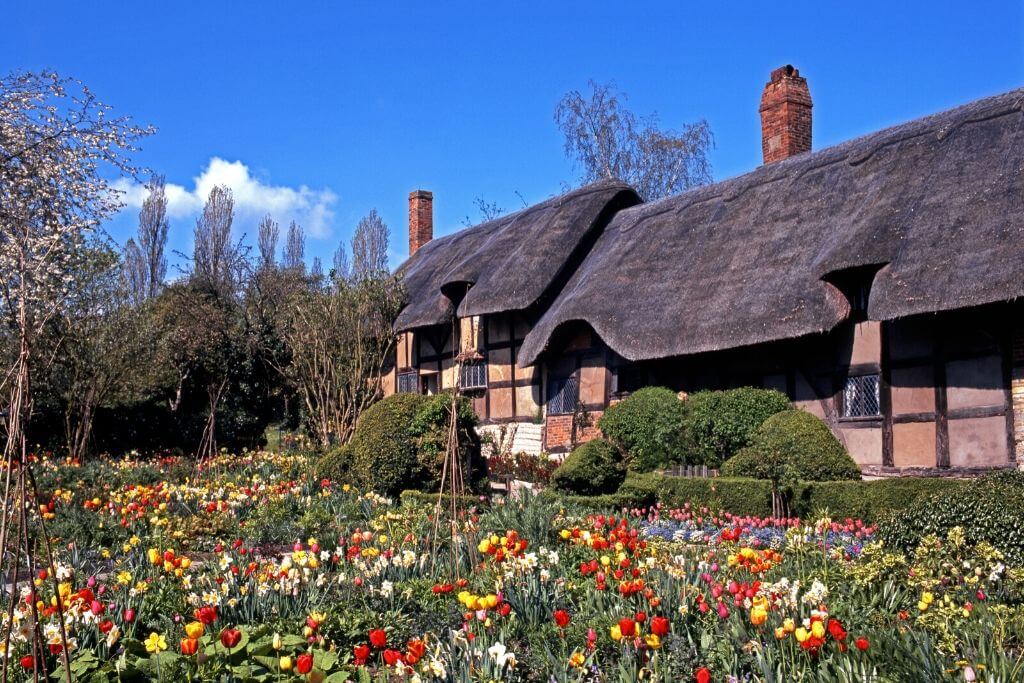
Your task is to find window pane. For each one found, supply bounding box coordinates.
[549,375,579,415]
[397,372,419,393]
[843,374,880,417]
[460,363,486,390]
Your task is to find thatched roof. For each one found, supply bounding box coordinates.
[519,88,1024,365]
[394,179,640,332]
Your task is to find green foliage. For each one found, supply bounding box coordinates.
[314,443,352,482]
[721,409,861,482]
[409,392,488,493]
[549,438,624,495]
[878,470,1024,565]
[348,392,429,497]
[598,387,688,471]
[566,471,969,522]
[682,387,790,466]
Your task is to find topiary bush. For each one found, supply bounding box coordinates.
[348,392,429,497]
[721,409,861,481]
[878,470,1024,565]
[683,387,791,466]
[598,387,688,471]
[315,443,353,482]
[410,392,488,493]
[549,439,624,495]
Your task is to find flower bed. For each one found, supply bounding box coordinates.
[4,451,1022,681]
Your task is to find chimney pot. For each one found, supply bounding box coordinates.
[759,65,812,164]
[408,189,433,255]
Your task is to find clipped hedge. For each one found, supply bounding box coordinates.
[683,387,791,466]
[598,387,688,471]
[314,443,352,482]
[557,471,971,522]
[348,392,429,497]
[549,439,624,496]
[721,410,861,482]
[878,471,1024,564]
[410,392,488,494]
[399,490,490,509]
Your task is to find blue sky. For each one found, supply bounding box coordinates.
[5,1,1023,270]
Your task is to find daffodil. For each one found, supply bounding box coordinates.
[144,632,168,654]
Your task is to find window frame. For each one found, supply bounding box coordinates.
[396,371,420,394]
[839,372,881,420]
[459,362,487,391]
[547,374,580,416]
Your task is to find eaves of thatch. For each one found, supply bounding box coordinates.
[394,178,640,332]
[519,88,1024,366]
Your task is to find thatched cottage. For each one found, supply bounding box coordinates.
[386,66,1024,475]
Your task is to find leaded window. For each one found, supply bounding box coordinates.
[548,375,579,415]
[397,372,419,394]
[842,374,880,418]
[460,363,487,390]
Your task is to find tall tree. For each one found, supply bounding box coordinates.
[351,208,390,279]
[332,241,350,281]
[273,221,403,446]
[193,185,244,295]
[257,214,279,271]
[137,174,169,298]
[555,80,713,200]
[0,70,149,678]
[283,220,305,271]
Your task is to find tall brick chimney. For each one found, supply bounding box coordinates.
[759,65,812,164]
[408,189,433,255]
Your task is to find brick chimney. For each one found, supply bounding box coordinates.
[408,189,433,255]
[759,65,812,164]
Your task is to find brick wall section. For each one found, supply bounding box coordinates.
[759,65,812,164]
[545,411,603,452]
[1013,327,1024,467]
[408,190,433,255]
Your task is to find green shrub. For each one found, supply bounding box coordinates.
[598,387,688,471]
[550,439,624,495]
[878,470,1024,565]
[721,410,861,481]
[399,490,490,509]
[314,443,352,482]
[618,471,775,516]
[553,471,963,521]
[348,393,429,497]
[409,392,488,493]
[797,477,964,521]
[683,387,790,466]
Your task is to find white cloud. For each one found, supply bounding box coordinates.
[115,157,338,238]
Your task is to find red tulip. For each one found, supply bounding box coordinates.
[695,667,712,683]
[353,643,370,664]
[369,629,387,649]
[296,652,314,674]
[123,608,135,623]
[195,605,218,625]
[181,638,199,656]
[650,616,670,637]
[220,628,242,649]
[382,649,404,666]
[19,655,34,670]
[617,618,636,638]
[553,610,570,629]
[855,637,869,651]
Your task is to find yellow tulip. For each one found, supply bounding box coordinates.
[610,625,623,641]
[644,634,661,649]
[795,627,810,643]
[811,621,825,639]
[279,656,293,671]
[184,622,204,640]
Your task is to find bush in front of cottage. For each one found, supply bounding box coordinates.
[549,438,624,495]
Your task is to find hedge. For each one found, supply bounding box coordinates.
[549,439,624,495]
[551,471,970,522]
[399,490,491,509]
